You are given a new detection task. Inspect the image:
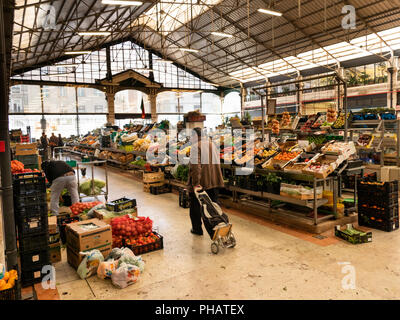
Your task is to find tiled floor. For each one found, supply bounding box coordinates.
[46,166,400,300]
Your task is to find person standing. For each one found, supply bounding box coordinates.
[41,160,79,215]
[187,127,224,237]
[49,132,58,158]
[40,132,49,160]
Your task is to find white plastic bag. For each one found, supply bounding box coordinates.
[111,262,140,289]
[77,249,104,279]
[97,259,117,279]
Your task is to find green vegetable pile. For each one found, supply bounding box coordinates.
[131,159,147,167]
[176,165,189,182]
[79,179,106,196]
[307,135,326,145]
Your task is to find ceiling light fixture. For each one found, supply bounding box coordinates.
[102,0,142,6]
[65,51,92,55]
[211,32,233,38]
[179,48,199,53]
[158,59,173,64]
[77,31,111,36]
[46,73,74,77]
[257,8,282,16]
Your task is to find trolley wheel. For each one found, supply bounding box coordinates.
[211,242,219,254]
[229,233,236,248]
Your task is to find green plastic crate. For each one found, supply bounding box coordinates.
[66,160,77,168]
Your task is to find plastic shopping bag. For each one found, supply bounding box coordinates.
[77,249,104,279]
[111,262,141,289]
[97,259,118,279]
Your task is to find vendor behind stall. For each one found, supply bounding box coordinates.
[41,160,79,215]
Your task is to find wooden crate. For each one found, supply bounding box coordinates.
[143,171,164,183]
[143,181,165,193]
[15,143,38,156]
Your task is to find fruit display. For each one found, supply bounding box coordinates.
[271,119,280,134]
[311,113,327,129]
[111,215,153,247]
[327,107,337,123]
[300,115,317,132]
[132,138,151,152]
[307,134,327,145]
[280,112,292,129]
[11,160,41,174]
[273,151,301,162]
[70,201,103,216]
[124,232,160,248]
[331,112,351,129]
[0,269,18,291]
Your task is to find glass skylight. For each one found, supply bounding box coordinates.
[133,0,222,34]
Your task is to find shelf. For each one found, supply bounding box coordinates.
[226,185,328,209]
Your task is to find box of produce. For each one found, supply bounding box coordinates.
[280,112,292,129]
[331,111,352,129]
[311,113,327,130]
[335,224,372,244]
[280,183,323,200]
[106,197,137,212]
[321,141,356,157]
[283,153,317,174]
[299,115,318,133]
[302,154,339,178]
[111,215,153,248]
[270,151,302,170]
[124,232,164,255]
[66,218,112,252]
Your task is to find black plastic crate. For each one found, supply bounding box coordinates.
[13,172,46,197]
[124,232,163,255]
[17,212,48,236]
[358,213,399,232]
[150,184,172,195]
[14,194,47,211]
[0,280,19,300]
[179,188,190,208]
[358,203,399,219]
[106,197,137,212]
[21,264,50,287]
[357,180,398,194]
[358,191,398,208]
[18,232,49,252]
[14,202,47,219]
[20,249,50,270]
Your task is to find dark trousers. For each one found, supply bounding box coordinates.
[189,188,219,238]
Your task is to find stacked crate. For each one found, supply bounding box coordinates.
[15,143,40,170]
[357,180,399,232]
[13,172,50,286]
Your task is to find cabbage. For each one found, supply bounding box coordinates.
[79,179,106,196]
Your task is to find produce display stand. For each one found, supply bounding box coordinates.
[76,160,109,202]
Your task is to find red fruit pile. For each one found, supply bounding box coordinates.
[110,215,153,246]
[70,201,102,216]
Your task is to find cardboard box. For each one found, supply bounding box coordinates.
[49,242,61,264]
[66,243,112,269]
[66,218,112,252]
[48,216,57,234]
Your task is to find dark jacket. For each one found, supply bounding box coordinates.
[41,160,74,185]
[40,136,48,148]
[187,137,224,192]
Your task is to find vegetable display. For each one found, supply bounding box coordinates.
[111,216,153,247]
[176,165,189,182]
[11,160,40,174]
[79,179,106,196]
[274,151,301,161]
[70,201,102,216]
